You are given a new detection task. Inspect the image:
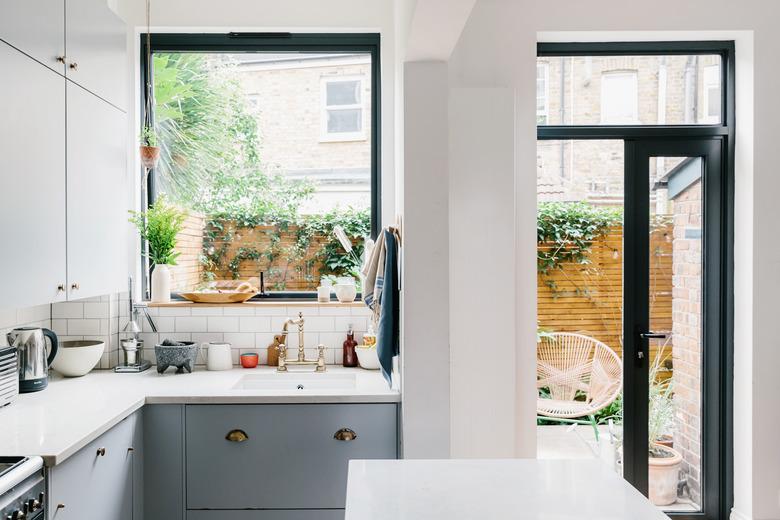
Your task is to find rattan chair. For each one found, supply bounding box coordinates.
[537,332,622,424]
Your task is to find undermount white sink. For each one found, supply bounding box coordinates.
[232,372,357,391]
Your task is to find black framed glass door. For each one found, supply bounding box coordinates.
[623,138,728,517]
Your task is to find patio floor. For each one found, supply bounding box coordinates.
[537,425,698,513]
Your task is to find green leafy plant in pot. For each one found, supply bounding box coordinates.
[139,124,160,169]
[129,196,186,303]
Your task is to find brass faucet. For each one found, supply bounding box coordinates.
[277,312,326,372]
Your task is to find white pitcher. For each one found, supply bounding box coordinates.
[204,342,232,371]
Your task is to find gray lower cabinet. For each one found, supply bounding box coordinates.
[144,405,185,520]
[49,411,141,520]
[185,404,398,512]
[187,511,345,520]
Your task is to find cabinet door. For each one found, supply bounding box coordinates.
[66,83,128,301]
[186,404,398,510]
[49,413,136,520]
[0,0,65,74]
[144,405,185,520]
[0,42,67,308]
[65,0,126,109]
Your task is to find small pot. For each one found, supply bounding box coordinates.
[140,145,161,169]
[648,444,683,506]
[334,283,357,303]
[240,352,259,369]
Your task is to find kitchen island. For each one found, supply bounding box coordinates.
[345,459,669,520]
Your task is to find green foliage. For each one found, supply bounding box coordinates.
[152,53,312,220]
[129,196,186,266]
[537,202,622,274]
[140,124,158,147]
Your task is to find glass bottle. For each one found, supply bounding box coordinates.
[343,328,358,367]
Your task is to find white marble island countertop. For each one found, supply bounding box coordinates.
[0,367,398,466]
[345,459,669,520]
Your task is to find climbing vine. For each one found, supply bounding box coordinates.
[200,208,370,290]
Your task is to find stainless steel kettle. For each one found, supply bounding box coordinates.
[6,327,58,393]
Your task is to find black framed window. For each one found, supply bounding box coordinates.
[140,33,381,300]
[536,41,734,520]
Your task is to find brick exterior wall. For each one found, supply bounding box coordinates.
[671,179,703,505]
[237,56,372,213]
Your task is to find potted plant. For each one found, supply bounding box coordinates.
[139,124,160,169]
[129,196,186,303]
[647,356,682,506]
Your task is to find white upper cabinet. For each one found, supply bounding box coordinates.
[0,42,67,308]
[65,0,127,110]
[66,83,128,301]
[0,0,66,75]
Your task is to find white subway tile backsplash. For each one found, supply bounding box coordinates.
[54,294,368,369]
[17,304,51,324]
[191,332,224,344]
[67,319,101,335]
[192,307,222,317]
[239,316,271,332]
[208,316,239,333]
[223,306,256,316]
[52,302,84,319]
[84,302,109,319]
[176,316,208,333]
[335,316,366,332]
[222,332,255,348]
[160,307,190,317]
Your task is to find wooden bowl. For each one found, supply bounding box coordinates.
[179,291,256,304]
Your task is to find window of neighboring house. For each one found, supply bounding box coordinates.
[701,64,721,123]
[142,35,379,298]
[537,63,549,124]
[601,71,638,124]
[321,76,365,141]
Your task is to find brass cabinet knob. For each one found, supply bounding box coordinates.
[127,447,135,452]
[69,62,78,70]
[57,284,65,292]
[71,282,80,290]
[96,447,106,456]
[56,503,66,509]
[225,429,249,442]
[56,56,66,64]
[334,428,357,441]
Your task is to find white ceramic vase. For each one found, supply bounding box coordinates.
[151,264,172,303]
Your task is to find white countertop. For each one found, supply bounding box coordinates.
[0,367,398,466]
[345,459,669,520]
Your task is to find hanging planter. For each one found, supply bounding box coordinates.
[139,0,160,171]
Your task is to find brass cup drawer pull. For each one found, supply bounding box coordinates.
[334,428,357,441]
[225,429,249,442]
[96,447,106,456]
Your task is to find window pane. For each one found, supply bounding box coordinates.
[537,55,722,125]
[327,80,360,106]
[601,72,638,124]
[327,108,362,133]
[150,51,372,293]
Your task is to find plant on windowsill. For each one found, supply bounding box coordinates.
[139,124,161,169]
[647,352,682,507]
[129,195,186,303]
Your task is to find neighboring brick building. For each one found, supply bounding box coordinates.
[236,53,372,214]
[536,55,720,205]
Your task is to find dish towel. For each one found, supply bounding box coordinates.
[376,229,399,385]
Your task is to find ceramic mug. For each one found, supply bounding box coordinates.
[204,342,232,371]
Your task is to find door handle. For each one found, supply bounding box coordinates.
[639,332,667,339]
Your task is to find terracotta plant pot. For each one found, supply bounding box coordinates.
[648,443,683,506]
[140,145,161,169]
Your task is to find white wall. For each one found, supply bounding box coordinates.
[449,87,523,457]
[447,1,777,518]
[401,61,451,458]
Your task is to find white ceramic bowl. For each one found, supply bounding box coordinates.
[355,346,381,370]
[51,340,105,377]
[334,283,357,303]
